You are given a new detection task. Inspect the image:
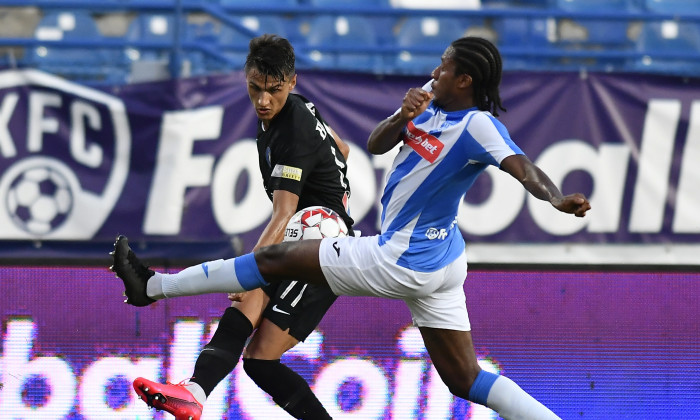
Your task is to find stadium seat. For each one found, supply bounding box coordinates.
[34,10,101,40]
[124,14,182,61]
[492,17,552,70]
[392,17,466,75]
[553,0,635,45]
[389,0,479,8]
[516,0,550,6]
[555,0,636,12]
[181,20,216,76]
[494,17,550,47]
[302,15,382,73]
[480,0,549,7]
[458,16,497,44]
[31,11,126,83]
[223,16,287,69]
[217,0,302,45]
[631,21,700,74]
[123,13,199,81]
[307,0,387,5]
[643,0,700,13]
[551,0,636,71]
[218,0,297,6]
[303,0,393,46]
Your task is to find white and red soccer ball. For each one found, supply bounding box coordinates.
[284,206,348,241]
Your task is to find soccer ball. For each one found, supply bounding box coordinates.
[6,166,73,235]
[284,206,348,242]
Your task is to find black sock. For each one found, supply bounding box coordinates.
[243,358,332,420]
[191,307,253,396]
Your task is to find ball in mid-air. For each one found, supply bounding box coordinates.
[284,206,348,241]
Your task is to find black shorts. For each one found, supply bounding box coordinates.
[261,280,337,342]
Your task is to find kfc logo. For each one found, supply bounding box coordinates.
[0,69,130,239]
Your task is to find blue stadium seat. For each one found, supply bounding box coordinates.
[481,0,549,6]
[31,11,126,83]
[555,0,636,12]
[302,15,382,73]
[388,0,480,8]
[551,0,636,71]
[492,17,551,70]
[308,0,393,32]
[181,21,216,76]
[631,21,700,74]
[217,0,302,45]
[392,17,466,75]
[513,0,550,6]
[304,0,393,46]
[218,0,297,6]
[307,0,387,5]
[554,0,634,45]
[494,17,550,47]
[643,0,700,13]
[35,10,99,37]
[194,16,288,72]
[124,14,183,61]
[123,13,197,81]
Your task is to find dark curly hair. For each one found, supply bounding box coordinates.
[450,37,506,116]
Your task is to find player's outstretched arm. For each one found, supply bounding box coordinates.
[368,87,433,155]
[252,189,299,250]
[500,154,591,218]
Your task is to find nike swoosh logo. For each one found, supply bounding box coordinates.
[272,305,291,315]
[201,263,209,278]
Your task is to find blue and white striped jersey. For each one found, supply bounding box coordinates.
[378,94,524,272]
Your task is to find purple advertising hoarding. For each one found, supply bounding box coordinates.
[0,69,698,265]
[1,265,698,419]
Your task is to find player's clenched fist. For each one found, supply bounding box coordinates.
[401,88,433,120]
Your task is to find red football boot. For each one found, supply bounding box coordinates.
[133,377,203,420]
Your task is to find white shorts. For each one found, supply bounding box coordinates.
[319,235,470,331]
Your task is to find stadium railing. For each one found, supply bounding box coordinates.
[0,0,699,84]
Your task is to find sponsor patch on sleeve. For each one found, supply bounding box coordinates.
[272,164,302,181]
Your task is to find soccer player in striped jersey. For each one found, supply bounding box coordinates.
[113,36,590,420]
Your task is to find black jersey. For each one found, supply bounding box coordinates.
[256,93,354,228]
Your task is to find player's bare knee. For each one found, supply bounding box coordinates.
[462,366,484,395]
[442,376,471,399]
[442,365,481,399]
[254,243,289,273]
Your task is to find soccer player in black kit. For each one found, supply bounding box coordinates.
[126,34,353,420]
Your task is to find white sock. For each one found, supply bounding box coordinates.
[146,273,165,300]
[185,382,207,405]
[486,375,561,420]
[146,258,249,299]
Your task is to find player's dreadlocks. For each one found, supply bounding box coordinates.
[450,37,506,116]
[245,34,295,82]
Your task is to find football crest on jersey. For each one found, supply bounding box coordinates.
[404,121,444,163]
